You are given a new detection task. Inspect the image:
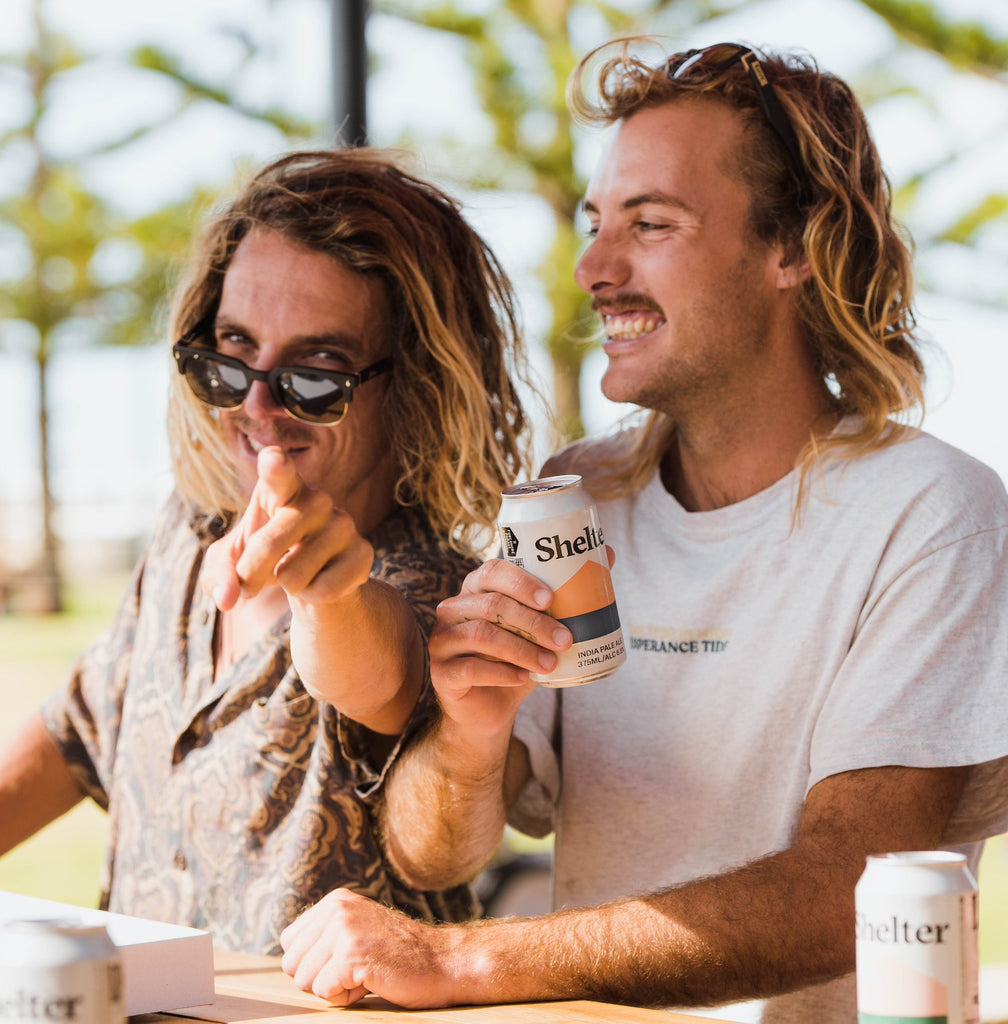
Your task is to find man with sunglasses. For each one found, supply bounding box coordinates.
[279,41,1008,1023]
[0,148,536,952]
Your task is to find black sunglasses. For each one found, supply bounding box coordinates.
[172,322,393,425]
[668,43,812,207]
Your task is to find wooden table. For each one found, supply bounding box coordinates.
[137,950,745,1023]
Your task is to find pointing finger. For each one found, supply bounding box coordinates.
[252,446,303,519]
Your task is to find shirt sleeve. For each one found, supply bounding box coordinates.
[39,496,189,809]
[809,521,1008,845]
[40,546,147,810]
[508,684,561,838]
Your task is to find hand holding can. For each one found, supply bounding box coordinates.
[498,475,626,687]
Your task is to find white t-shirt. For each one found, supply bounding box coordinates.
[511,426,1008,1024]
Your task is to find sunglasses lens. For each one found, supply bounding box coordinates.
[184,354,250,408]
[279,371,349,424]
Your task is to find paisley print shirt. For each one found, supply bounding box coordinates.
[41,493,480,953]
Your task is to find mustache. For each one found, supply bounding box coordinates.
[591,293,665,316]
[231,418,316,446]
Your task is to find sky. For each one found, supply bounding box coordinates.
[1,0,1006,566]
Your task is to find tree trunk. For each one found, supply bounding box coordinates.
[551,349,585,445]
[35,344,62,614]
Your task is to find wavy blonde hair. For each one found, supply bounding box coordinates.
[566,39,924,503]
[167,148,536,552]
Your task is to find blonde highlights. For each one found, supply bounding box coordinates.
[167,148,536,551]
[567,40,924,501]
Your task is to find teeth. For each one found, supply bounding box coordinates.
[247,437,264,453]
[605,313,663,339]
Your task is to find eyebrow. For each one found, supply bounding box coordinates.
[582,191,696,216]
[212,317,368,357]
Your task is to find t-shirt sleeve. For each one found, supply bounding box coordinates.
[808,519,1008,844]
[508,684,561,838]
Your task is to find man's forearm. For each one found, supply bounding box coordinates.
[0,713,84,856]
[433,763,969,1008]
[429,843,854,1009]
[379,714,515,890]
[290,579,424,735]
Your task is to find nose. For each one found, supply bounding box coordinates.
[240,375,287,421]
[573,229,629,296]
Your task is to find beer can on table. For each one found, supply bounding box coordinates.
[498,475,626,686]
[0,918,124,1024]
[855,851,978,1024]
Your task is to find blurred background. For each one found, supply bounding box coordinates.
[1,0,1006,612]
[1,0,1007,1012]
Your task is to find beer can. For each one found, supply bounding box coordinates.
[0,918,125,1024]
[498,475,626,686]
[855,851,978,1024]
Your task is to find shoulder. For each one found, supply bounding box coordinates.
[369,506,481,632]
[542,426,649,487]
[846,429,1006,511]
[143,492,209,557]
[823,428,1008,549]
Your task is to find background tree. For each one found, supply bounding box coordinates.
[373,0,1008,444]
[372,0,675,443]
[856,0,1008,308]
[0,0,316,611]
[2,0,1005,611]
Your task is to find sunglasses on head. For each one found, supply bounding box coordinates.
[667,43,812,207]
[172,319,393,425]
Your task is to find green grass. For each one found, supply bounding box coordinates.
[0,574,124,907]
[2,574,1007,966]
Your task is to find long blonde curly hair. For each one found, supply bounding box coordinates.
[166,148,537,553]
[566,39,924,504]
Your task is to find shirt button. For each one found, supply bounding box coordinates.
[173,850,188,871]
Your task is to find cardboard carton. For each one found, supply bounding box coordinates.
[0,890,214,1014]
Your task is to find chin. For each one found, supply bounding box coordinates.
[600,372,640,407]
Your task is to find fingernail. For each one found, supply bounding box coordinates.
[534,588,551,608]
[538,651,557,670]
[553,628,569,647]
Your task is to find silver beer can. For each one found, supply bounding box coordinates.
[0,918,124,1024]
[855,851,978,1024]
[499,475,626,686]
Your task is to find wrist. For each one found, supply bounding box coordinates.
[433,711,513,787]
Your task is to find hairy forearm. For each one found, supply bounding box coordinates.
[440,843,854,1009]
[290,579,424,735]
[432,765,969,1009]
[380,714,514,890]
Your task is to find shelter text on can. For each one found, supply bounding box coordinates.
[0,917,124,1024]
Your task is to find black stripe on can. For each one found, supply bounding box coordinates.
[555,601,621,643]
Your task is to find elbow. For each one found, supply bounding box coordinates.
[383,831,488,892]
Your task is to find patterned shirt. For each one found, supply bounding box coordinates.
[42,493,480,953]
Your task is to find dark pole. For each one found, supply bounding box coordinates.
[330,0,368,146]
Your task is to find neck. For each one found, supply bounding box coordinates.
[660,399,839,512]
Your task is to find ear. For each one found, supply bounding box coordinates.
[775,247,811,290]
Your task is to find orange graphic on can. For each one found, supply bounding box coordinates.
[499,475,626,686]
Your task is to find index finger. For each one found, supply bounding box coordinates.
[462,558,553,610]
[251,445,303,520]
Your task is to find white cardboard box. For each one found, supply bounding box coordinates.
[0,890,214,1014]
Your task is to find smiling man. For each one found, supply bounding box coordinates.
[278,43,1008,1024]
[0,148,535,953]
